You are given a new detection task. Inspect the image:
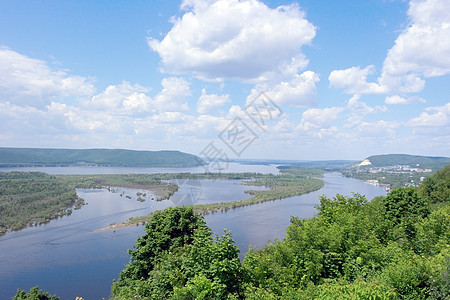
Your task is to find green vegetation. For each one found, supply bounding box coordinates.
[0,172,83,234]
[111,166,449,299]
[0,169,323,234]
[365,154,450,169]
[420,165,450,206]
[114,168,324,225]
[0,172,179,234]
[192,168,323,215]
[61,173,179,200]
[13,286,59,300]
[342,171,429,189]
[111,207,244,299]
[341,154,450,189]
[13,165,450,299]
[0,147,204,167]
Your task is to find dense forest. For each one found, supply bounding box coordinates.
[15,165,449,299]
[0,147,204,167]
[0,172,83,234]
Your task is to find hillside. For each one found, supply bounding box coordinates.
[0,148,204,167]
[359,154,450,169]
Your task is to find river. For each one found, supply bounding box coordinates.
[0,166,386,300]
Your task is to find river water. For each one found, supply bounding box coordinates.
[0,166,386,300]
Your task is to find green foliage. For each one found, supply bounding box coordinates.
[241,171,449,300]
[117,207,203,282]
[383,187,430,224]
[0,172,82,233]
[420,165,450,205]
[377,245,449,299]
[381,187,430,244]
[172,274,227,299]
[13,286,59,300]
[11,165,450,299]
[112,207,244,299]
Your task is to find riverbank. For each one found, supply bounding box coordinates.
[96,170,325,231]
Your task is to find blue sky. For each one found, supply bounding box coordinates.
[0,0,449,160]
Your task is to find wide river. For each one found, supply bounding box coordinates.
[0,164,386,300]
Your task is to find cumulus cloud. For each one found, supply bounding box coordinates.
[409,102,450,127]
[86,77,190,116]
[328,66,386,94]
[346,94,387,126]
[88,81,151,114]
[0,48,95,107]
[247,71,319,107]
[298,107,344,130]
[196,89,231,113]
[154,77,191,111]
[379,0,450,92]
[329,0,450,95]
[149,0,316,82]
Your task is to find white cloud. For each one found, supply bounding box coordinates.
[354,120,399,138]
[378,0,450,93]
[298,107,344,130]
[384,95,426,105]
[380,0,450,91]
[191,114,230,133]
[153,111,194,124]
[154,77,191,111]
[409,102,450,127]
[329,0,450,95]
[247,71,319,107]
[149,0,316,82]
[88,81,152,114]
[346,94,387,126]
[328,66,386,94]
[0,48,95,107]
[196,89,231,113]
[87,78,190,115]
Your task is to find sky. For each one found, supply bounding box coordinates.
[0,0,449,161]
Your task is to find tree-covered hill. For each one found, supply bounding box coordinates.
[0,147,204,167]
[363,154,450,169]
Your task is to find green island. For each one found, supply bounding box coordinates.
[0,168,324,235]
[0,172,84,234]
[125,168,324,226]
[15,165,450,299]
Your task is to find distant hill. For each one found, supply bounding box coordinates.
[0,148,205,168]
[358,154,450,169]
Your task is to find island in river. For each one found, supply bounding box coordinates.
[0,167,323,235]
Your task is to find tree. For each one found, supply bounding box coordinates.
[420,165,450,205]
[115,206,204,282]
[13,286,59,300]
[112,209,243,299]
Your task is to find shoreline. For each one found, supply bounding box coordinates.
[95,177,325,232]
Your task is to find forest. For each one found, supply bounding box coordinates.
[0,169,324,234]
[14,165,449,299]
[0,172,83,234]
[0,147,204,167]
